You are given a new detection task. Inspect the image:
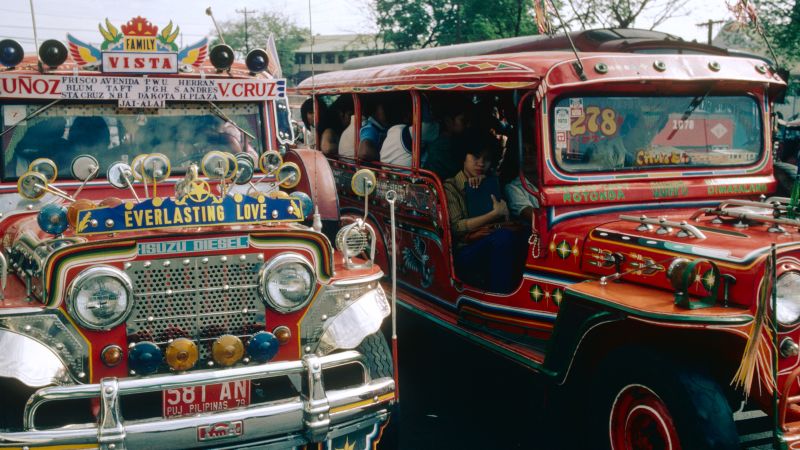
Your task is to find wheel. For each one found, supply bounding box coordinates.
[357,333,394,379]
[595,352,738,450]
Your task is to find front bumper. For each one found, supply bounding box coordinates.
[0,351,395,449]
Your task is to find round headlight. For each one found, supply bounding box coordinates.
[68,266,133,330]
[258,254,315,313]
[777,271,800,325]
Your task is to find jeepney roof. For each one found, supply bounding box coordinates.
[297,51,786,95]
[12,54,271,80]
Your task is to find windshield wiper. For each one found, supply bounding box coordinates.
[666,84,715,141]
[206,101,256,141]
[0,99,62,139]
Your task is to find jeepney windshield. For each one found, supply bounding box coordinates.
[0,101,266,180]
[549,95,762,173]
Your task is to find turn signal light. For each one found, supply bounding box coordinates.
[212,335,244,367]
[165,338,198,371]
[247,331,279,363]
[128,341,162,375]
[273,326,291,344]
[67,198,96,228]
[101,345,124,367]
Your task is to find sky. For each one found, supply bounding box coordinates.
[0,0,736,52]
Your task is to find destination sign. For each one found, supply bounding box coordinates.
[0,74,286,107]
[75,193,303,235]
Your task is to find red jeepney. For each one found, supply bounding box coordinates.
[0,16,395,449]
[298,39,794,447]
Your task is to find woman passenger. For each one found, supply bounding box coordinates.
[444,135,523,293]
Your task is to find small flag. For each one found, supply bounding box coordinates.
[727,0,760,27]
[533,0,550,35]
[266,33,282,78]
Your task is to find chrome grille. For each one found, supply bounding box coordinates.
[126,254,265,361]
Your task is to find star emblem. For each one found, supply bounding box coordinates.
[187,180,211,202]
[701,270,716,291]
[552,288,564,305]
[556,240,571,259]
[335,438,356,450]
[530,285,544,302]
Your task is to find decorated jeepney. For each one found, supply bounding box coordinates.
[298,38,795,447]
[0,17,395,450]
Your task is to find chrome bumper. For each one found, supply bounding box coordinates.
[0,351,395,449]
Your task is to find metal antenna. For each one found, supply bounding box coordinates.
[547,0,587,81]
[205,7,226,45]
[28,0,42,72]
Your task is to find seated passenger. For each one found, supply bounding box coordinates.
[445,136,524,293]
[338,114,357,158]
[380,107,413,166]
[300,98,320,148]
[358,98,389,161]
[319,96,353,157]
[12,117,69,177]
[424,98,472,179]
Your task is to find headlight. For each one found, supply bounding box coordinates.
[258,254,316,313]
[777,271,800,325]
[67,266,133,330]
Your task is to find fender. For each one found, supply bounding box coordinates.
[284,148,340,222]
[543,286,754,386]
[0,330,70,387]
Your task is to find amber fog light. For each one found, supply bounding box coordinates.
[165,338,198,371]
[212,335,244,367]
[101,345,124,367]
[273,326,292,344]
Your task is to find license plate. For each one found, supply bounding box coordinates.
[163,381,251,418]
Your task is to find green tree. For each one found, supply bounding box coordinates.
[373,0,538,50]
[216,11,308,77]
[759,0,800,65]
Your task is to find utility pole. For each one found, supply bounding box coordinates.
[236,8,257,53]
[696,19,725,45]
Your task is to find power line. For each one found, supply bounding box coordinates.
[696,19,725,45]
[236,8,257,53]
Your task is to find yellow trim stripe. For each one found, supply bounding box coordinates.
[330,393,395,414]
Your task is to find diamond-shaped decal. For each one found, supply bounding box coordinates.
[710,123,729,139]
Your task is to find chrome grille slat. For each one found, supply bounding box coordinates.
[126,254,265,362]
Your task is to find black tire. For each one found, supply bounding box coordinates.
[593,351,738,450]
[357,333,394,379]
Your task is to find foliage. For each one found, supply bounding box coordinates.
[215,11,308,77]
[758,0,800,66]
[372,0,538,50]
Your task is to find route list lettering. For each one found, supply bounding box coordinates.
[0,74,284,107]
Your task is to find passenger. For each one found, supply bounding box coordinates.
[319,96,353,157]
[445,135,524,293]
[357,97,389,162]
[424,97,472,179]
[300,98,321,148]
[380,100,413,166]
[501,107,539,223]
[12,117,69,177]
[338,113,358,159]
